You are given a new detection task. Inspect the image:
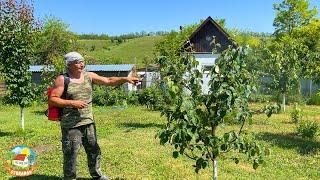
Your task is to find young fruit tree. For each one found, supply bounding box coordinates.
[156,30,269,179]
[264,35,307,112]
[0,0,38,130]
[266,0,318,111]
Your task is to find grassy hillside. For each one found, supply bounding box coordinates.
[78,36,164,68]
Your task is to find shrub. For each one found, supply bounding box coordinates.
[126,92,139,105]
[297,121,319,139]
[263,103,281,118]
[290,103,302,123]
[137,86,164,110]
[92,86,109,106]
[92,86,136,106]
[307,93,320,105]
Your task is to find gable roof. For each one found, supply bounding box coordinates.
[185,16,234,53]
[188,16,231,41]
[13,154,27,161]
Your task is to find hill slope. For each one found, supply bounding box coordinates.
[78,36,163,68]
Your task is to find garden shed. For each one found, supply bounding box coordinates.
[136,64,160,89]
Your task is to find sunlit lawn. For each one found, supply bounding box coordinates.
[0,103,319,179]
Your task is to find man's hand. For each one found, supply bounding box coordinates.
[126,77,140,85]
[71,100,88,109]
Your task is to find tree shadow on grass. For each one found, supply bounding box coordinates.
[9,174,62,180]
[0,131,13,137]
[119,122,164,130]
[0,129,35,138]
[9,174,92,180]
[32,110,46,116]
[257,132,320,155]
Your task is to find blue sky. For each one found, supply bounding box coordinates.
[34,0,319,36]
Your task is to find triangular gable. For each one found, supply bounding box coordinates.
[186,16,233,53]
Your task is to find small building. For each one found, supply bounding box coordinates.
[29,64,136,91]
[12,154,29,168]
[136,64,160,89]
[28,65,54,84]
[184,16,234,94]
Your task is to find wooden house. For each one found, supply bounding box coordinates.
[185,16,234,94]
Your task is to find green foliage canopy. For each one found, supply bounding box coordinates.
[34,16,78,65]
[273,0,318,35]
[0,0,38,107]
[264,0,319,110]
[34,16,79,93]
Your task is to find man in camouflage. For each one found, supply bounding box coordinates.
[49,52,139,180]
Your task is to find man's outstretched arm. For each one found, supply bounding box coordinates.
[88,72,139,86]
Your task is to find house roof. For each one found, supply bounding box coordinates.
[29,64,134,72]
[13,154,27,161]
[188,16,231,41]
[183,16,234,53]
[29,65,54,72]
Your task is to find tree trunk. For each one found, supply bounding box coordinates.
[20,106,24,130]
[282,93,286,112]
[212,125,217,180]
[213,159,217,180]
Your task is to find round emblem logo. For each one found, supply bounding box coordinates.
[4,145,36,177]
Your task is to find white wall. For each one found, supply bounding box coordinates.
[194,53,219,94]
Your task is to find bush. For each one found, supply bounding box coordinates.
[263,103,281,118]
[290,103,302,123]
[307,93,320,105]
[92,86,109,106]
[137,86,164,110]
[126,92,139,105]
[297,121,319,139]
[92,86,138,106]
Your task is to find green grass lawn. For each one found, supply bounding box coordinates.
[78,36,163,68]
[0,103,319,179]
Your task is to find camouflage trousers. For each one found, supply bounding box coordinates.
[61,123,103,180]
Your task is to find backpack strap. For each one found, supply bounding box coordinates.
[61,73,70,99]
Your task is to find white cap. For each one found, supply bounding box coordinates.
[64,52,84,64]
